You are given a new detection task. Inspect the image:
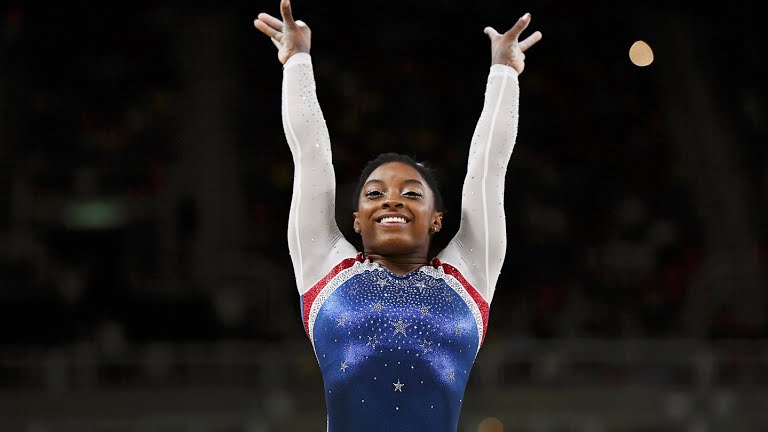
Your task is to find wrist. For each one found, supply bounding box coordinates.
[285,52,312,68]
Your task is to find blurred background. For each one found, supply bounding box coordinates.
[1,1,766,431]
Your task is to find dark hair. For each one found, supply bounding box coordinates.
[352,152,445,213]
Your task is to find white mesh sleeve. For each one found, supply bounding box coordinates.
[282,53,357,295]
[437,64,521,304]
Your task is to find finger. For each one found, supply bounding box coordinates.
[280,0,295,26]
[484,26,500,39]
[504,13,531,40]
[254,19,282,40]
[271,38,281,49]
[257,12,283,30]
[519,30,542,52]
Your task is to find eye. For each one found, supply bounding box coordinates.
[365,190,384,198]
[403,191,423,198]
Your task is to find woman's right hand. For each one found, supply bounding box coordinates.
[253,0,311,65]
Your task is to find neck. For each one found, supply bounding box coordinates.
[363,252,428,276]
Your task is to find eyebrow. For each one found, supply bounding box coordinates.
[364,179,425,188]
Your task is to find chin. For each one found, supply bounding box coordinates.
[368,234,421,254]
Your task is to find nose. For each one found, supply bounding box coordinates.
[382,195,404,209]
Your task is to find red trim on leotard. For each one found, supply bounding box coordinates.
[301,255,361,339]
[437,259,490,347]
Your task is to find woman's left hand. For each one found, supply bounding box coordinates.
[484,13,542,75]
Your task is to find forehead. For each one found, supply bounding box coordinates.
[366,161,425,183]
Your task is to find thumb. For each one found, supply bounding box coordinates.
[484,26,500,38]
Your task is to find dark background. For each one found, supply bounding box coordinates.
[1,1,766,431]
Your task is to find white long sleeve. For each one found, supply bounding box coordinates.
[283,55,521,302]
[437,64,521,304]
[282,53,357,295]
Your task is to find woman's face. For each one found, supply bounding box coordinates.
[353,161,442,256]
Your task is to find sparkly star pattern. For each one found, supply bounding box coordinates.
[414,281,427,294]
[419,304,432,317]
[391,318,411,337]
[442,290,455,303]
[367,335,379,349]
[371,301,383,314]
[393,379,404,392]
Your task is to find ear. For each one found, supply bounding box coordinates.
[353,211,360,233]
[431,211,443,233]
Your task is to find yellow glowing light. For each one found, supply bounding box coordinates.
[629,40,654,67]
[478,417,504,432]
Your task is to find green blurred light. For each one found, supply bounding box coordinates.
[64,201,124,229]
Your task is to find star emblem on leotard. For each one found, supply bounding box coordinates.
[442,290,454,303]
[336,315,347,327]
[391,318,411,337]
[393,379,404,392]
[375,277,388,288]
[418,304,432,317]
[414,281,427,294]
[340,361,348,372]
[367,335,379,348]
[370,301,383,314]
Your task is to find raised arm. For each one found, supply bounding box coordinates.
[437,13,542,304]
[254,0,356,295]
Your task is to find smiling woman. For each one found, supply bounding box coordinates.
[253,0,541,430]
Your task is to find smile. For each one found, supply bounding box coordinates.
[378,216,408,224]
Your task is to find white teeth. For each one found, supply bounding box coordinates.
[380,217,407,224]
